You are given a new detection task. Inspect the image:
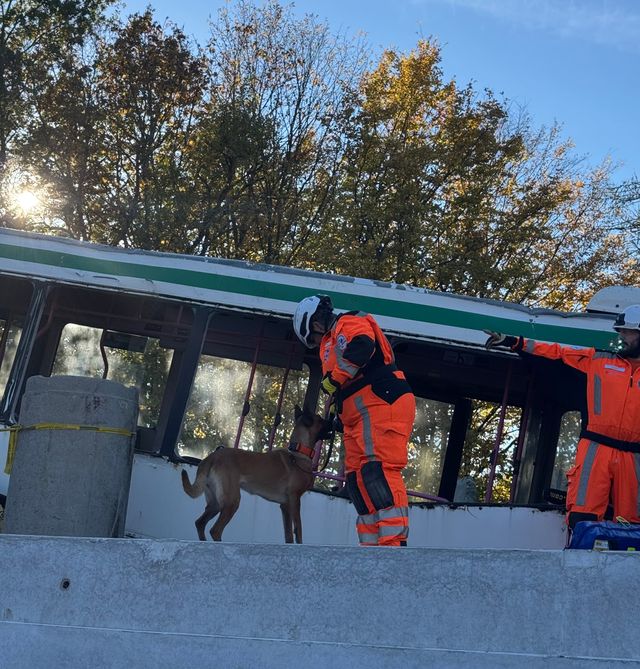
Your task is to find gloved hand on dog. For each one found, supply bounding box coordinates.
[483,330,519,350]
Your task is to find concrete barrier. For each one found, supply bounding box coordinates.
[0,534,638,668]
[3,376,138,537]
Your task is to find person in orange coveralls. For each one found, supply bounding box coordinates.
[485,304,640,533]
[293,295,415,546]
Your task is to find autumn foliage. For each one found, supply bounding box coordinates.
[0,0,634,310]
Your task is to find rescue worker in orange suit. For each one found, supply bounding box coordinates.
[485,304,640,533]
[293,295,415,546]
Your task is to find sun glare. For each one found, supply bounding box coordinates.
[15,190,40,215]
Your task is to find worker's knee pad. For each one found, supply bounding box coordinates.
[345,472,369,515]
[361,461,394,511]
[568,511,598,530]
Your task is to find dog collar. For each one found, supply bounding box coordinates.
[289,442,315,459]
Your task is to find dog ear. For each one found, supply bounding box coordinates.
[294,404,303,420]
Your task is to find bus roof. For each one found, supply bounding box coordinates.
[0,228,620,350]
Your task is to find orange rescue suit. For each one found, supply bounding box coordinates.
[517,338,640,523]
[320,311,415,546]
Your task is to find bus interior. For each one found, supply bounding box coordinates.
[0,272,587,514]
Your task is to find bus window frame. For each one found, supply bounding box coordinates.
[28,285,312,462]
[157,306,211,458]
[437,398,473,501]
[0,281,50,424]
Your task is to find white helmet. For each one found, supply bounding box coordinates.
[293,295,332,347]
[613,305,640,331]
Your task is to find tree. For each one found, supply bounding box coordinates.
[0,0,112,226]
[21,32,107,238]
[611,178,640,263]
[183,0,364,264]
[318,41,627,311]
[91,10,207,249]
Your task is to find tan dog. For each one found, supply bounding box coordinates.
[181,405,332,543]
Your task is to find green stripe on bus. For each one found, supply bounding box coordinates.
[0,242,617,350]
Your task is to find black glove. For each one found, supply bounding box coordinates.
[332,414,343,433]
[483,330,518,350]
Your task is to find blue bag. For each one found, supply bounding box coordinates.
[569,520,640,551]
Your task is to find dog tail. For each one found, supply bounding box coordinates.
[181,467,206,498]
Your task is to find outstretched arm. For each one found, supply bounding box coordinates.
[483,330,593,373]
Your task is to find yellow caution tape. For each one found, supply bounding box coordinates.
[3,425,19,476]
[0,423,135,475]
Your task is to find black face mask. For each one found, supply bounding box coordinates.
[620,336,640,358]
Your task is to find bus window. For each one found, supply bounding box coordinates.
[462,401,523,503]
[405,398,454,496]
[52,323,173,428]
[550,410,581,492]
[311,397,456,498]
[286,393,524,502]
[0,319,23,397]
[178,356,309,460]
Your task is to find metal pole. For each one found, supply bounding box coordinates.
[233,325,263,449]
[485,360,513,503]
[267,345,294,450]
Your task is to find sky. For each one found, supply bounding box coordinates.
[120,0,640,183]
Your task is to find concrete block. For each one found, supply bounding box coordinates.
[3,376,138,537]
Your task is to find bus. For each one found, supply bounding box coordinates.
[0,227,632,549]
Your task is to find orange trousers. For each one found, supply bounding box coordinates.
[566,438,640,523]
[352,468,409,546]
[342,389,415,546]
